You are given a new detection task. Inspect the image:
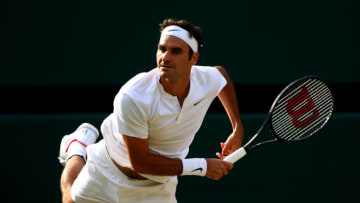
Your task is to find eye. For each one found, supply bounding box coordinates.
[158,45,166,53]
[171,48,182,54]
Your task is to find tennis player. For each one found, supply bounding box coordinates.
[59,18,244,203]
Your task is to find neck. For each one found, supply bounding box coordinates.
[160,77,190,107]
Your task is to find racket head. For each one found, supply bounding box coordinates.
[268,76,334,142]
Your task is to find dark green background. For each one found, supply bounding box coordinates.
[2,0,359,202]
[2,0,359,85]
[1,113,359,202]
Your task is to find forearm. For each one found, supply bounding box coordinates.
[123,127,232,179]
[131,152,183,176]
[122,134,185,176]
[133,152,231,180]
[133,151,230,180]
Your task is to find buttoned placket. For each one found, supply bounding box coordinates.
[157,71,193,125]
[176,98,189,124]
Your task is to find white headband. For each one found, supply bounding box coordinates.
[161,25,199,53]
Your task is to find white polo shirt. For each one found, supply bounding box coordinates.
[101,65,227,183]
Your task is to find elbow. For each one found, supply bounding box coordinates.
[129,158,142,173]
[129,157,150,174]
[132,165,147,174]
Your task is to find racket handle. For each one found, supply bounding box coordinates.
[224,147,247,163]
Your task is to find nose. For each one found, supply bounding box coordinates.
[160,50,171,63]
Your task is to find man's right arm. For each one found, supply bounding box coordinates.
[122,134,183,176]
[122,134,233,180]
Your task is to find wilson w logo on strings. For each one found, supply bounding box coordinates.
[286,86,319,129]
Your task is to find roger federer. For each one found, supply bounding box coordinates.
[59,18,244,203]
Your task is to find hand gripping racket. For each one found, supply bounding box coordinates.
[224,76,334,163]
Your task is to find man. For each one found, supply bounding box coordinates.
[59,18,244,203]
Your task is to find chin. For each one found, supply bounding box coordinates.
[159,67,173,74]
[159,71,170,79]
[159,71,174,82]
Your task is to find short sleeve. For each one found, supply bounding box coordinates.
[206,67,227,96]
[113,93,148,139]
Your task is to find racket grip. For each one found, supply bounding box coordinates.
[224,147,247,163]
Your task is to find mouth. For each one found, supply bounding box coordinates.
[159,64,174,69]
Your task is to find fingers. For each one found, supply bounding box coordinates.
[205,158,234,181]
[222,143,231,155]
[223,160,234,170]
[221,142,231,156]
[217,142,228,159]
[217,142,233,160]
[216,152,225,160]
[221,161,233,176]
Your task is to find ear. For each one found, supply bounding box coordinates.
[190,52,199,66]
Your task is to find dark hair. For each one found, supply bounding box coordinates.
[159,18,202,58]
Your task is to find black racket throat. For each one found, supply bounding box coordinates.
[245,138,278,151]
[241,116,271,150]
[242,117,280,151]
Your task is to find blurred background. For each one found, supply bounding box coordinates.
[1,0,359,202]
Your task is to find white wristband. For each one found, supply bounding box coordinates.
[181,158,207,176]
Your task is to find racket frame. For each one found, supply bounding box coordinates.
[268,75,334,143]
[224,75,334,163]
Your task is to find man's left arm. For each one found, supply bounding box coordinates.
[214,66,244,159]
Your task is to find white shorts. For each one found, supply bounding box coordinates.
[71,140,178,203]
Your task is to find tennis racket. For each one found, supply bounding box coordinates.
[224,76,334,163]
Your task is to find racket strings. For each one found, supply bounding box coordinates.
[274,79,319,110]
[276,100,332,141]
[270,78,334,141]
[280,88,332,140]
[285,83,324,113]
[275,93,332,140]
[272,86,331,127]
[272,81,329,127]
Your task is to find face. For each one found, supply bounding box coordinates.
[156,35,198,84]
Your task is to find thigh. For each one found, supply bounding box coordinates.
[71,159,114,203]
